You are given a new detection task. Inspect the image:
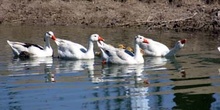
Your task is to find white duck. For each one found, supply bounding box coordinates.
[54,34,104,59]
[218,47,220,52]
[7,31,56,58]
[97,35,149,64]
[138,35,187,57]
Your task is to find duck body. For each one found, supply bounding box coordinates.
[139,36,186,57]
[54,34,104,60]
[97,35,148,64]
[101,46,137,64]
[139,38,169,57]
[7,31,56,58]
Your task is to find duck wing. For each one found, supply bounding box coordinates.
[116,48,135,61]
[55,38,87,52]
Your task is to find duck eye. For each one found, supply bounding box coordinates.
[46,32,51,36]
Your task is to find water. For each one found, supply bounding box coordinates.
[0,25,220,110]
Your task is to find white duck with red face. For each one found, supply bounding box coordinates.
[7,31,56,58]
[54,34,104,60]
[138,35,187,57]
[97,35,149,64]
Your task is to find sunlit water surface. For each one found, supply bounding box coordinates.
[0,25,220,110]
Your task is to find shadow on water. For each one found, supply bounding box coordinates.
[170,54,220,110]
[173,87,215,110]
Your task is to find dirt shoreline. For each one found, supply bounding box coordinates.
[0,0,220,32]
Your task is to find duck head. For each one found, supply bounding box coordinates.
[90,34,104,42]
[135,35,149,44]
[45,31,56,41]
[175,39,187,49]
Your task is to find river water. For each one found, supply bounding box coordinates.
[0,25,220,110]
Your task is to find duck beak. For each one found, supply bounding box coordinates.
[98,36,105,41]
[51,35,56,40]
[180,39,187,44]
[143,39,149,44]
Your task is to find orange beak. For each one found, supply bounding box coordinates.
[143,39,149,44]
[98,36,105,41]
[51,35,56,40]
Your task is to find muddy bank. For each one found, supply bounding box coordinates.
[0,0,220,31]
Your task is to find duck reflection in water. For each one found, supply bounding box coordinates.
[94,64,150,109]
[144,57,168,70]
[124,64,150,110]
[145,56,186,77]
[7,57,55,82]
[56,59,94,73]
[143,56,189,109]
[44,68,56,83]
[218,68,220,75]
[8,57,53,75]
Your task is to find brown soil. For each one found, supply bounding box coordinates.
[0,0,220,31]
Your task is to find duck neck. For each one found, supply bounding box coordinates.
[44,37,51,49]
[87,40,94,53]
[134,43,142,58]
[166,46,180,56]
